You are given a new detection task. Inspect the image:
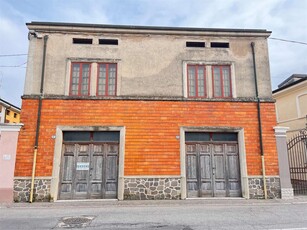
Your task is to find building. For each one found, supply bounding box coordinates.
[273,74,307,137]
[0,99,21,123]
[14,22,280,202]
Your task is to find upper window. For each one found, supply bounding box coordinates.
[186,41,205,48]
[97,63,117,96]
[212,65,232,98]
[210,42,229,48]
[99,39,118,45]
[187,65,206,98]
[70,63,91,96]
[73,38,93,44]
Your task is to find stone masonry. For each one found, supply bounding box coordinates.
[249,177,281,199]
[14,179,51,202]
[124,178,181,200]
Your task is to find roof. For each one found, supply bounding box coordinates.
[273,74,307,94]
[0,98,21,111]
[26,21,271,36]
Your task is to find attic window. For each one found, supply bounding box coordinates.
[73,38,93,44]
[99,39,118,45]
[186,41,205,48]
[210,42,229,48]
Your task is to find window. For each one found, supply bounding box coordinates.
[70,63,91,96]
[73,38,93,44]
[187,65,206,98]
[186,41,205,48]
[6,110,10,115]
[210,42,229,48]
[97,63,117,96]
[99,39,118,45]
[212,65,232,98]
[14,113,17,118]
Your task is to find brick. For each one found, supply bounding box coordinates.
[15,99,279,177]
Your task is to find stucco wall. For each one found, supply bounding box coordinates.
[24,25,272,98]
[274,81,307,135]
[0,124,22,202]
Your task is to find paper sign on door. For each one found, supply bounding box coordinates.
[76,162,90,170]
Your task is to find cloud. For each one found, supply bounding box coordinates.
[0,0,306,106]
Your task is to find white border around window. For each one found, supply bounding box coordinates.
[65,58,121,96]
[182,61,236,98]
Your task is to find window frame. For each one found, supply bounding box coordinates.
[96,63,118,96]
[212,65,232,98]
[187,64,207,98]
[69,62,91,96]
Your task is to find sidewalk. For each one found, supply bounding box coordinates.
[2,196,307,209]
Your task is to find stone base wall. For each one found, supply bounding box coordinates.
[248,177,281,199]
[14,179,51,202]
[124,178,181,200]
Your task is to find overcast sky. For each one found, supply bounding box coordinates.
[0,0,306,107]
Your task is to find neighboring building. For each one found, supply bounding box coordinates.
[0,99,21,123]
[273,74,307,137]
[14,22,280,202]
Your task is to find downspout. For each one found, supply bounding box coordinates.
[29,35,48,203]
[251,42,268,199]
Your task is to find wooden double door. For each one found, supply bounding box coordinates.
[186,141,241,198]
[59,143,119,200]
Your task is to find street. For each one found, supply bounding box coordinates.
[1,198,307,230]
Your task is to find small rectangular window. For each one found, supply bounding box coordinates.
[14,113,17,118]
[210,42,229,48]
[186,41,205,48]
[186,132,210,142]
[212,133,237,141]
[6,110,10,115]
[93,131,119,142]
[63,132,91,142]
[73,38,93,44]
[99,39,118,45]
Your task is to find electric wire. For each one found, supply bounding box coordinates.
[0,53,27,57]
[269,37,307,45]
[0,62,27,67]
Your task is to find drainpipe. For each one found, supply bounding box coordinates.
[251,42,267,199]
[29,35,48,203]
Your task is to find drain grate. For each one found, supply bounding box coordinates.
[57,216,95,228]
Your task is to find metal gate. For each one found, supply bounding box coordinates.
[185,132,241,198]
[287,130,307,195]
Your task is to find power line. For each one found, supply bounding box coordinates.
[0,53,27,57]
[269,37,307,45]
[0,61,27,68]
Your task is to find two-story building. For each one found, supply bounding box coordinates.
[14,22,280,202]
[0,99,21,123]
[273,74,307,138]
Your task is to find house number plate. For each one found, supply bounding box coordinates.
[76,162,90,170]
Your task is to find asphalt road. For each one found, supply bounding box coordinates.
[1,199,307,230]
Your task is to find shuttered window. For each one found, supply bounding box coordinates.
[97,63,117,96]
[187,65,206,98]
[70,63,91,96]
[212,65,232,98]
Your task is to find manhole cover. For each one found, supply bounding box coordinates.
[57,216,95,228]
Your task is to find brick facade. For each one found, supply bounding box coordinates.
[15,99,278,178]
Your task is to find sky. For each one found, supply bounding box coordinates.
[0,0,306,107]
